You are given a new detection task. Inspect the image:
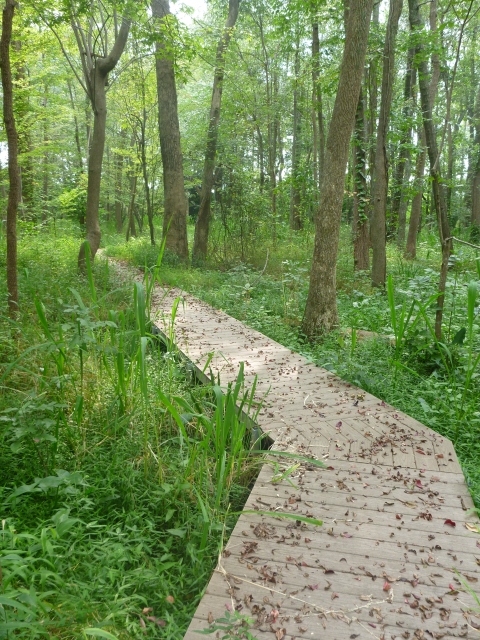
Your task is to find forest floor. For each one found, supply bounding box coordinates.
[1,218,480,639]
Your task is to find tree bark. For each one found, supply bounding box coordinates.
[367,3,380,196]
[370,0,403,289]
[152,0,188,259]
[67,79,84,173]
[76,14,132,268]
[470,83,480,229]
[1,0,19,315]
[125,173,138,241]
[290,35,302,231]
[312,19,325,196]
[302,0,374,338]
[408,0,451,341]
[389,47,415,241]
[192,0,240,264]
[353,86,369,271]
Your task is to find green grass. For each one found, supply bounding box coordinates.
[0,221,258,639]
[104,219,480,508]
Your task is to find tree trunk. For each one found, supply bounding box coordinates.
[370,0,403,289]
[67,79,84,173]
[114,128,126,233]
[290,35,302,231]
[301,0,374,338]
[192,0,240,264]
[389,47,415,240]
[125,173,138,241]
[470,84,480,229]
[408,0,451,341]
[367,3,380,197]
[77,15,131,268]
[43,89,49,222]
[152,0,188,259]
[312,20,325,196]
[353,86,369,271]
[1,0,19,315]
[396,152,412,247]
[13,40,33,219]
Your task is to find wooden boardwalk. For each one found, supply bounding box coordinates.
[153,286,480,640]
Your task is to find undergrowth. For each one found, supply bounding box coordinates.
[0,222,261,638]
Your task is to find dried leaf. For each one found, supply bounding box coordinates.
[416,480,424,489]
[166,595,175,604]
[465,523,478,532]
[331,592,339,600]
[225,603,233,612]
[444,519,456,527]
[208,612,214,624]
[275,628,286,640]
[142,608,153,615]
[383,581,391,591]
[308,584,319,590]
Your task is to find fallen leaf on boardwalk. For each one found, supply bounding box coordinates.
[305,538,311,543]
[360,595,370,601]
[275,628,286,640]
[208,612,214,624]
[404,501,417,508]
[465,523,478,532]
[342,533,353,538]
[383,581,391,591]
[327,466,335,471]
[396,514,402,519]
[336,422,342,428]
[436,454,444,459]
[225,603,233,612]
[325,581,332,590]
[271,609,279,621]
[166,595,174,604]
[331,592,339,600]
[324,569,335,574]
[416,480,424,489]
[142,608,153,614]
[464,574,478,582]
[416,450,425,455]
[308,584,318,590]
[477,541,480,549]
[444,519,456,527]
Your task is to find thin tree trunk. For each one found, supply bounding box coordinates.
[312,19,325,195]
[13,39,33,219]
[114,128,126,233]
[470,84,480,229]
[152,0,188,259]
[67,79,84,173]
[192,0,240,264]
[367,3,380,197]
[301,0,374,338]
[125,173,138,241]
[353,86,369,271]
[389,48,415,240]
[409,0,451,341]
[1,0,19,315]
[370,0,403,289]
[397,151,412,247]
[290,35,302,231]
[76,15,132,268]
[43,89,49,222]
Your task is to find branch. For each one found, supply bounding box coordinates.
[445,236,480,251]
[98,14,132,75]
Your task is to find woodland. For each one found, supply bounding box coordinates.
[1,0,480,637]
